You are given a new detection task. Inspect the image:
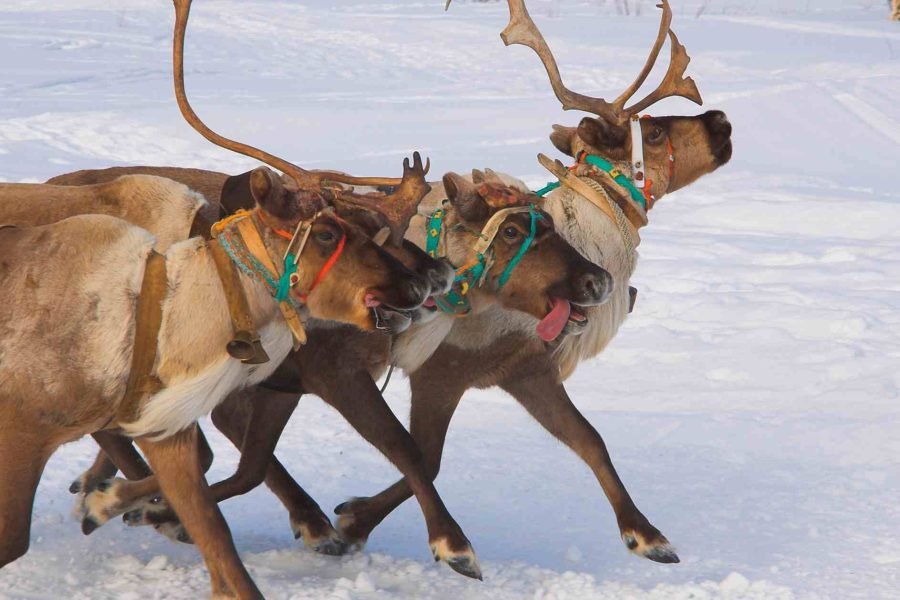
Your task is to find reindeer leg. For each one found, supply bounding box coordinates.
[334,366,465,549]
[260,455,345,555]
[210,390,347,555]
[125,390,303,541]
[69,444,119,496]
[499,358,678,564]
[0,409,53,568]
[136,424,262,599]
[326,369,480,580]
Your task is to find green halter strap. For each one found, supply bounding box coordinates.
[534,152,648,211]
[425,204,542,316]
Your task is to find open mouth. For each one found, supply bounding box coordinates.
[365,293,413,334]
[536,297,590,342]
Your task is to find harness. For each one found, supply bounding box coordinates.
[534,114,677,248]
[212,208,346,348]
[114,208,344,428]
[425,204,543,315]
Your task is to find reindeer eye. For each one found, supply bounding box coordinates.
[503,226,520,240]
[316,230,337,244]
[647,126,665,144]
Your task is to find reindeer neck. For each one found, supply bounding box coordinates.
[154,239,293,387]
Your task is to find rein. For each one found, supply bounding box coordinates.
[425,204,542,316]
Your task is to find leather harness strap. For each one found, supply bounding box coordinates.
[537,153,641,247]
[209,239,270,364]
[116,250,167,427]
[234,216,307,349]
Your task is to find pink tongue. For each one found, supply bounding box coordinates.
[536,297,571,342]
[364,294,382,308]
[423,297,437,308]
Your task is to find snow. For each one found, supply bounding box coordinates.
[2,0,899,598]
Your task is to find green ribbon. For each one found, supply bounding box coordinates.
[275,253,297,302]
[534,153,647,210]
[425,205,541,316]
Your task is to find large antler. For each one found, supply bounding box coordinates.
[453,0,702,122]
[173,0,423,227]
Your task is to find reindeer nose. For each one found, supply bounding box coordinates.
[576,268,613,305]
[425,259,455,295]
[703,110,732,138]
[397,276,431,310]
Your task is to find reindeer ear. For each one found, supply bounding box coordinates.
[250,167,321,222]
[576,116,628,150]
[249,166,288,216]
[471,169,486,184]
[550,124,577,156]
[444,171,488,223]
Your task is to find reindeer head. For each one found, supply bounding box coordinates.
[172,0,433,331]
[489,0,732,208]
[245,167,431,331]
[436,171,612,342]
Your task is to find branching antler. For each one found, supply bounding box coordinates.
[477,0,702,123]
[173,0,426,233]
[336,152,432,246]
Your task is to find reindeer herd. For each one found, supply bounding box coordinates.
[0,0,732,597]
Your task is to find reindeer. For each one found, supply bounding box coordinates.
[326,0,734,564]
[54,0,732,572]
[0,1,440,598]
[49,165,613,580]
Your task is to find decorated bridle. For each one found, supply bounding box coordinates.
[425,204,543,315]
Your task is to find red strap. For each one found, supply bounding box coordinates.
[257,210,347,302]
[300,230,346,301]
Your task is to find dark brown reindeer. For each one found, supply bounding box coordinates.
[331,0,733,564]
[52,165,613,581]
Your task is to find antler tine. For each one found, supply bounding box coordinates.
[172,0,321,192]
[501,0,620,123]
[610,0,673,112]
[337,152,432,246]
[613,1,702,115]
[623,29,702,114]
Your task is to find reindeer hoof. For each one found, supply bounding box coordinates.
[81,517,100,536]
[69,479,82,494]
[430,537,482,580]
[313,537,349,556]
[123,509,143,526]
[290,516,349,556]
[622,531,680,564]
[334,498,374,550]
[155,522,193,545]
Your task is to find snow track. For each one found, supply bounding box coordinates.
[1,1,899,598]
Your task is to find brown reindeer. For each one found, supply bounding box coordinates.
[328,0,733,564]
[0,2,438,599]
[50,165,612,581]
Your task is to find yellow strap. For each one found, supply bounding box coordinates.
[234,216,307,349]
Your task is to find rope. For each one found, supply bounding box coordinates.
[378,364,395,394]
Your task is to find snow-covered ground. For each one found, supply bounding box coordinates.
[2,0,899,598]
